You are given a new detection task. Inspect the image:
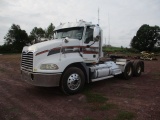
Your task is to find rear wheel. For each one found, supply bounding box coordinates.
[60,67,85,95]
[122,62,133,80]
[133,61,142,77]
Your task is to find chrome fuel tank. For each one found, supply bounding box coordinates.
[90,61,122,79]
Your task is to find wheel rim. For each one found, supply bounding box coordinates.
[127,67,132,76]
[67,73,81,90]
[137,65,141,73]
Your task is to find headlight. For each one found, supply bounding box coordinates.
[40,64,59,70]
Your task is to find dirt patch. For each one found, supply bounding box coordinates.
[0,54,160,120]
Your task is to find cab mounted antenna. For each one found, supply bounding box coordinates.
[108,13,110,46]
[98,8,100,25]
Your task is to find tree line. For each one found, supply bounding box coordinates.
[130,24,160,52]
[0,23,55,53]
[0,23,160,53]
[103,24,160,52]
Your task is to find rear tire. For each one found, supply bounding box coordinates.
[122,62,133,80]
[133,61,142,77]
[60,67,85,95]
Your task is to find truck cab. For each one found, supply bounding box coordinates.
[21,21,144,95]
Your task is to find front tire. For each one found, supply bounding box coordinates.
[60,67,85,95]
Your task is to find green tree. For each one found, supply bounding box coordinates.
[0,44,13,53]
[45,23,55,40]
[130,24,160,51]
[4,24,29,52]
[29,27,45,43]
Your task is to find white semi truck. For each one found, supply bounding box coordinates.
[21,21,144,95]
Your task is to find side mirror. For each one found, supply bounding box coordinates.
[93,26,100,41]
[64,37,69,43]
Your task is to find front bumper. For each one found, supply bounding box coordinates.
[21,70,62,87]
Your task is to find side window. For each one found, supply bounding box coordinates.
[84,26,93,44]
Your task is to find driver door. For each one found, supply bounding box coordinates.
[82,26,99,63]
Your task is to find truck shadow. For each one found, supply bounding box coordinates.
[24,77,130,98]
[25,86,64,98]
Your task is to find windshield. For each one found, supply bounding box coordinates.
[54,27,84,40]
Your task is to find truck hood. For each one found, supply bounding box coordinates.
[22,39,80,54]
[23,39,61,53]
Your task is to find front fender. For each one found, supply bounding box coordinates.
[34,53,84,73]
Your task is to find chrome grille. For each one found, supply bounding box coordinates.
[21,52,33,71]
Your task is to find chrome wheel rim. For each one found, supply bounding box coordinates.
[127,67,132,76]
[67,73,81,90]
[137,66,141,73]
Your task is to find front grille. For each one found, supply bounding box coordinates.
[21,52,33,72]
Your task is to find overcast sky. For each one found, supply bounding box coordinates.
[0,0,160,47]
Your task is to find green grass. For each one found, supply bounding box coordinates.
[102,46,139,55]
[152,71,160,80]
[83,117,94,120]
[114,111,136,120]
[103,46,131,53]
[90,103,117,111]
[0,67,5,72]
[103,46,123,52]
[82,68,137,120]
[84,91,118,112]
[85,92,108,103]
[99,103,116,111]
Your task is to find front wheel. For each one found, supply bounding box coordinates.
[60,67,85,95]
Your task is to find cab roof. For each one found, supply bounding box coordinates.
[54,20,94,31]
